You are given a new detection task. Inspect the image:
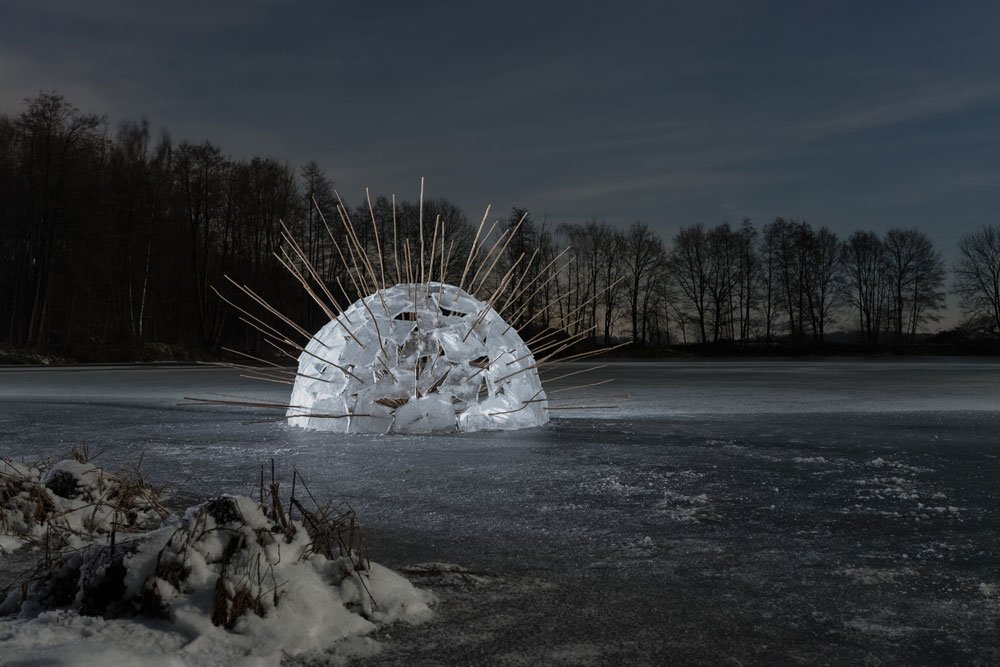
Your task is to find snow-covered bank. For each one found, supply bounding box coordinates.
[1,460,434,666]
[0,456,167,554]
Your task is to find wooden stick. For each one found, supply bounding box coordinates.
[244,412,365,424]
[334,190,376,286]
[442,238,454,288]
[262,335,365,384]
[339,197,388,313]
[326,216,367,303]
[455,205,491,300]
[477,251,527,318]
[539,363,609,382]
[204,362,295,386]
[184,396,307,410]
[466,226,511,296]
[404,240,414,296]
[498,246,570,318]
[212,286,292,345]
[472,211,528,294]
[512,288,577,333]
[332,199,372,295]
[392,193,401,285]
[218,350,337,385]
[220,346,287,370]
[495,341,630,384]
[312,196,365,317]
[467,351,507,380]
[224,275,314,343]
[418,177,425,287]
[276,247,364,348]
[365,187,387,290]
[353,292,396,379]
[538,340,631,367]
[280,218,348,323]
[240,373,294,386]
[524,313,587,347]
[487,389,543,416]
[497,248,539,315]
[206,358,291,376]
[545,378,615,394]
[275,247,336,321]
[500,255,576,330]
[461,266,517,343]
[544,404,620,411]
[426,214,440,301]
[508,326,595,366]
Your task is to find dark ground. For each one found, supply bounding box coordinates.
[1,361,998,665]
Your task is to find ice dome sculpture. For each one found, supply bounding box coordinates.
[287,282,548,434]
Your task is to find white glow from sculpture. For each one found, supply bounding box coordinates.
[288,282,548,433]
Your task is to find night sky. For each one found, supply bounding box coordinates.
[4,1,1000,301]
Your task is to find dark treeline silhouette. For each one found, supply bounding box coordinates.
[1,93,999,362]
[0,93,477,360]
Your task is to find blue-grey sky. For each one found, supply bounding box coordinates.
[3,1,1000,315]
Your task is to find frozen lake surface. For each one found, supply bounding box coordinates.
[2,360,999,664]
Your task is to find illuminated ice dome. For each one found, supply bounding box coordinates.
[288,282,548,433]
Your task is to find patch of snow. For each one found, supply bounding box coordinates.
[836,567,916,584]
[1,458,166,552]
[655,491,718,523]
[844,618,918,638]
[867,457,932,473]
[1,495,432,666]
[581,476,648,496]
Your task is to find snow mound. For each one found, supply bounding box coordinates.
[288,282,548,433]
[1,495,432,666]
[0,458,166,554]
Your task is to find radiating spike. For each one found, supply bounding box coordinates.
[545,378,615,394]
[539,363,609,382]
[455,205,491,300]
[418,177,425,286]
[365,187,387,290]
[472,211,529,294]
[392,193,401,284]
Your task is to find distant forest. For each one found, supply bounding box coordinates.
[1,93,999,362]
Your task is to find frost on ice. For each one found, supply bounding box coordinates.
[288,282,549,434]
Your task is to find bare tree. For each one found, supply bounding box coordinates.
[905,233,946,343]
[596,225,627,345]
[841,230,887,345]
[623,221,664,347]
[705,224,740,342]
[670,224,711,343]
[11,93,103,347]
[734,218,759,344]
[954,225,1000,338]
[803,226,844,342]
[883,228,945,345]
[758,223,780,344]
[299,161,337,283]
[764,218,803,341]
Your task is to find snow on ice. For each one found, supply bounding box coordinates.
[0,461,433,666]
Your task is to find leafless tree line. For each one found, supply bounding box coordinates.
[537,218,982,350]
[1,93,999,360]
[666,219,950,347]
